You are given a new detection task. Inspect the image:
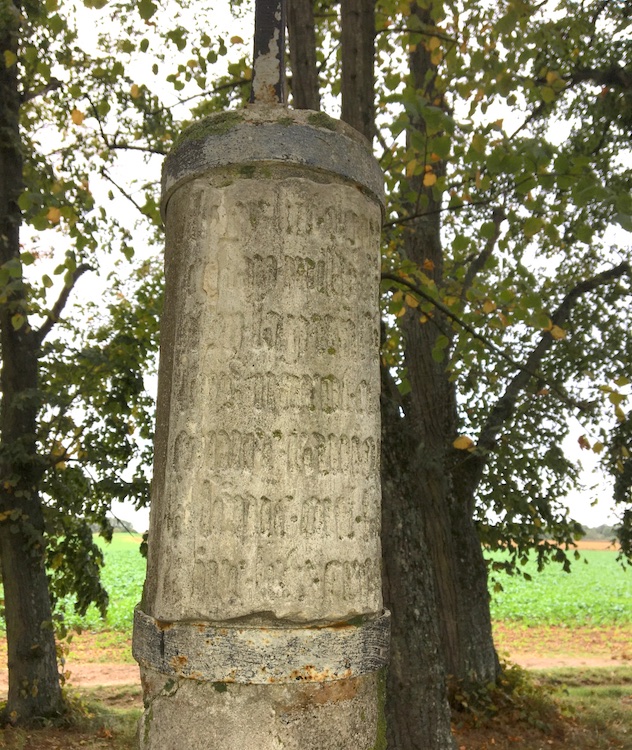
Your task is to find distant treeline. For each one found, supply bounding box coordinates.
[581,524,617,541]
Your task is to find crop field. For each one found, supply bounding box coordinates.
[488,548,632,626]
[0,534,630,632]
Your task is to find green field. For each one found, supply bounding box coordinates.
[1,536,631,632]
[489,549,632,625]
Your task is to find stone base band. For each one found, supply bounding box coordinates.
[132,608,390,684]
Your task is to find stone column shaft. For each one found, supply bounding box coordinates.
[133,105,388,749]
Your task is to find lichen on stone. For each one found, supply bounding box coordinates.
[173,111,244,149]
[307,112,338,132]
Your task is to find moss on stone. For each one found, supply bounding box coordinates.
[373,669,387,750]
[239,165,257,179]
[308,112,338,132]
[212,682,228,693]
[173,111,244,148]
[277,115,294,127]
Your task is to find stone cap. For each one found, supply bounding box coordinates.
[161,105,385,219]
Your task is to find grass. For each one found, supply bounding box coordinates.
[0,686,141,750]
[54,534,146,633]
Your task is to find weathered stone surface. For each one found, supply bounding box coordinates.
[134,105,386,749]
[143,175,383,624]
[138,668,384,750]
[133,608,390,683]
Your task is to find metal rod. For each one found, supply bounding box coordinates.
[250,0,286,104]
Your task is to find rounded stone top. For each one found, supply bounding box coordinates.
[161,104,385,218]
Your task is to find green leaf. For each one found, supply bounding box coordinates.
[11,314,25,331]
[138,0,157,21]
[523,216,545,238]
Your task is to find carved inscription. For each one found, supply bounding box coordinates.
[192,488,379,545]
[172,368,374,415]
[149,177,384,622]
[168,428,379,478]
[183,554,382,618]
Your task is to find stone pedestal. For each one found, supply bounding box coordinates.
[133,106,388,749]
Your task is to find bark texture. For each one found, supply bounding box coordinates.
[0,1,63,724]
[287,0,320,109]
[341,0,375,139]
[381,398,456,750]
[395,2,501,692]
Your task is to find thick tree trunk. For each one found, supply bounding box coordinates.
[397,0,501,693]
[381,400,456,750]
[287,0,320,109]
[0,1,63,724]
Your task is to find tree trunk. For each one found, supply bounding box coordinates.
[287,0,320,109]
[341,0,375,139]
[381,397,456,750]
[0,1,63,724]
[396,0,501,693]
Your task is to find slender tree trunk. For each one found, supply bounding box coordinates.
[341,0,375,139]
[0,1,63,724]
[287,0,320,109]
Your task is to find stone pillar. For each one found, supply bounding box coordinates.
[132,105,388,749]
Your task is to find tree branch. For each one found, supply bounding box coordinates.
[567,65,632,91]
[101,168,150,217]
[461,206,506,300]
[34,264,92,345]
[21,77,62,104]
[476,262,632,454]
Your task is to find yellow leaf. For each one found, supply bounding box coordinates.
[423,258,435,271]
[550,325,566,339]
[406,159,418,178]
[609,391,626,405]
[427,36,441,51]
[4,50,17,68]
[230,35,244,44]
[615,404,625,422]
[592,441,604,454]
[131,84,141,98]
[482,299,496,314]
[545,71,559,84]
[453,435,475,450]
[392,290,403,303]
[405,293,419,308]
[430,48,443,66]
[423,172,437,187]
[475,169,482,190]
[395,305,406,318]
[47,207,61,224]
[71,109,84,125]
